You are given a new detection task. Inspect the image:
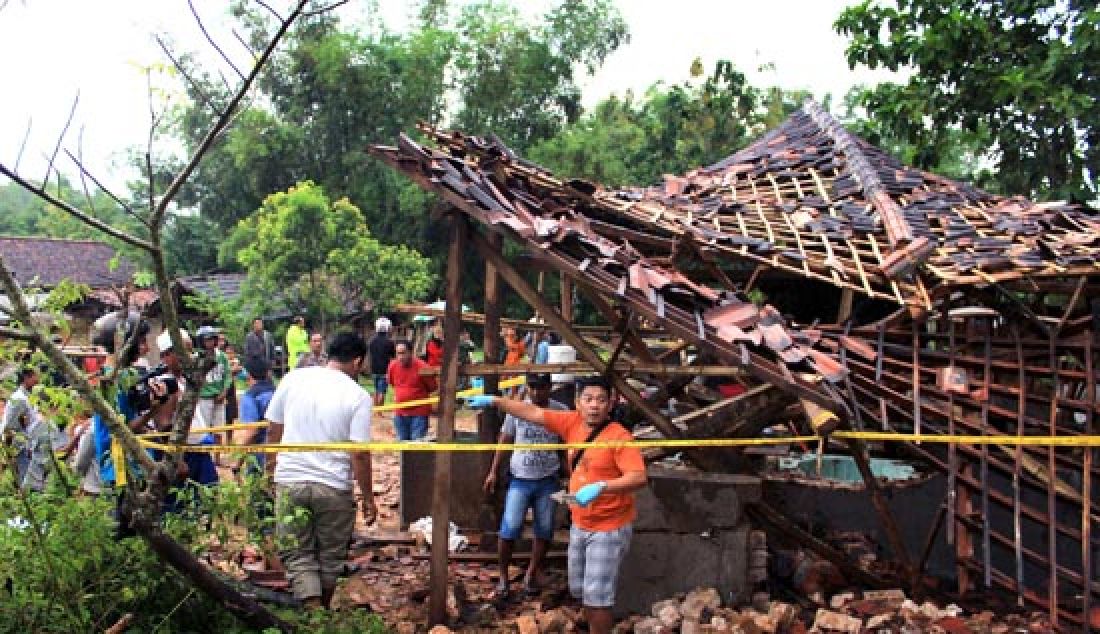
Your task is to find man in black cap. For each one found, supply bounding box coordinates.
[482,373,566,600]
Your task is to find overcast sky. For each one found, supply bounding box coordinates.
[0,0,901,191]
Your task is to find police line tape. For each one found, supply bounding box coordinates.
[135,430,1100,454]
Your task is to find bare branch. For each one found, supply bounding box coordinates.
[43,92,79,186]
[155,35,218,113]
[0,254,157,474]
[188,0,246,81]
[253,0,283,22]
[153,0,311,228]
[0,326,36,342]
[74,127,98,216]
[0,163,155,252]
[14,117,31,172]
[231,28,260,63]
[63,149,146,227]
[303,0,349,18]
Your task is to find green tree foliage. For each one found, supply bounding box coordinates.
[835,0,1100,200]
[170,0,630,255]
[528,59,811,187]
[226,181,434,325]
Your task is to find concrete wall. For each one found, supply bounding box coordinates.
[400,432,493,530]
[614,467,761,616]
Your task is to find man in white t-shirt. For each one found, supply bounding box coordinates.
[267,331,376,608]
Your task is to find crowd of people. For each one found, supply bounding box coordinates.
[0,314,645,631]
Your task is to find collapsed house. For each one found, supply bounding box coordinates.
[372,101,1099,629]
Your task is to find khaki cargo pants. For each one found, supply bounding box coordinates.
[276,482,356,600]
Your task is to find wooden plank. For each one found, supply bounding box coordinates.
[428,215,466,625]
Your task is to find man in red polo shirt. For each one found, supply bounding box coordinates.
[386,339,437,440]
[467,376,646,634]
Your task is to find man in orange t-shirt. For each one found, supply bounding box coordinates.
[467,376,646,634]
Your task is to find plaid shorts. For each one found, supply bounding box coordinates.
[568,523,633,607]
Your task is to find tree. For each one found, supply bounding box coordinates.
[169,0,630,270]
[227,180,434,326]
[529,59,810,186]
[835,0,1100,200]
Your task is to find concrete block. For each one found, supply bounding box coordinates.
[633,467,761,532]
[616,529,749,617]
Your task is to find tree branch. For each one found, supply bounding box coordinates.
[155,35,218,113]
[0,164,155,252]
[63,149,145,227]
[43,92,79,186]
[15,117,31,172]
[0,326,36,342]
[152,0,310,228]
[187,0,245,81]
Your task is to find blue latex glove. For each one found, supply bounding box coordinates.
[464,395,496,409]
[574,481,607,507]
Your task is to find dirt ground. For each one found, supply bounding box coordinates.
[235,407,571,630]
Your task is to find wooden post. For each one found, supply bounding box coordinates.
[429,214,466,625]
[481,232,503,443]
[837,288,854,323]
[468,230,720,469]
[560,273,573,324]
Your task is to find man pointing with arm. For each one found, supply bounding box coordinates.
[468,376,646,634]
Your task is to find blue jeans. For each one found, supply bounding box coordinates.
[499,475,559,541]
[372,375,388,398]
[394,415,428,441]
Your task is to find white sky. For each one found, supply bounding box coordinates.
[0,0,901,191]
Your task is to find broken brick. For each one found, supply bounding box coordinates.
[811,608,862,633]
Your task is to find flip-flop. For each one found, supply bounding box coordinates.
[491,581,510,602]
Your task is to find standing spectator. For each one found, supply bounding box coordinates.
[267,332,376,609]
[221,338,241,427]
[1,367,41,482]
[244,318,275,366]
[286,316,310,369]
[386,340,437,441]
[423,320,445,367]
[233,358,276,476]
[194,326,233,453]
[368,317,396,407]
[534,330,555,364]
[502,326,527,365]
[156,330,219,488]
[68,416,101,496]
[483,374,567,600]
[296,332,328,368]
[467,377,647,634]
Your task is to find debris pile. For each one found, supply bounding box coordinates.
[608,586,1053,634]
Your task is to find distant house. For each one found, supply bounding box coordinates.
[0,236,136,343]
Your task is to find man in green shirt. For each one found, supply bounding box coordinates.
[286,316,310,370]
[194,326,233,452]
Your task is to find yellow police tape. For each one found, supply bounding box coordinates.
[136,430,1100,454]
[139,375,528,439]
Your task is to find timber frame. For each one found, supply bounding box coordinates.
[373,101,1100,630]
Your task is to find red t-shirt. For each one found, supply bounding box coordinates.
[542,410,646,531]
[386,358,437,416]
[425,337,444,367]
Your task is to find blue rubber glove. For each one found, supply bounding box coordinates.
[574,481,607,507]
[464,394,496,409]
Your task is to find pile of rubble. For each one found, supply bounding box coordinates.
[610,587,1052,634]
